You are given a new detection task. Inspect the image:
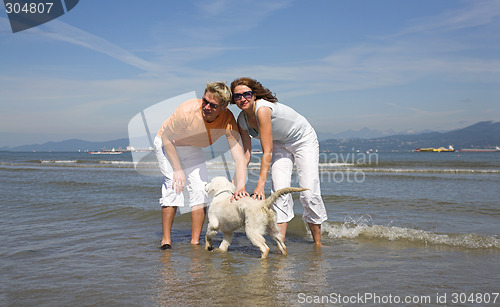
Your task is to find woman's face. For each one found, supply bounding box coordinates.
[233,85,255,111]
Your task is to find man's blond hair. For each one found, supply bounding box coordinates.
[205,81,232,108]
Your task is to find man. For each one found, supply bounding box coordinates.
[154,82,248,249]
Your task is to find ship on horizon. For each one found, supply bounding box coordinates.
[459,146,500,152]
[88,147,124,155]
[88,145,153,154]
[415,145,455,152]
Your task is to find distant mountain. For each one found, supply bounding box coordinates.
[316,127,436,141]
[8,138,130,152]
[4,121,499,152]
[320,121,500,152]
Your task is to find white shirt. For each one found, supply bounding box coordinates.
[237,99,315,144]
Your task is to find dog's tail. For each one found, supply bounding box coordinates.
[264,187,308,209]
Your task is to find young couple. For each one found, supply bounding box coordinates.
[154,78,328,250]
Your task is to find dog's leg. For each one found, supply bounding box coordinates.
[219,232,233,251]
[245,227,270,258]
[205,223,218,251]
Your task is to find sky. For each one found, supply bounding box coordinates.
[1,0,499,147]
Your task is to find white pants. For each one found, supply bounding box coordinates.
[271,133,328,224]
[154,136,208,208]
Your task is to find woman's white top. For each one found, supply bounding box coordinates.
[237,99,315,144]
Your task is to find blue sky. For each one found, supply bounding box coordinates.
[1,0,499,147]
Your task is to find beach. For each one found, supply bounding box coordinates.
[1,150,499,306]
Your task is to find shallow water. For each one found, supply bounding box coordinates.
[1,151,499,306]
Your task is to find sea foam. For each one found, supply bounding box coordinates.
[323,218,500,249]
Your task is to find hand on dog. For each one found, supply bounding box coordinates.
[231,187,249,202]
[252,187,266,200]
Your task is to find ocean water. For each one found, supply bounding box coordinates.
[1,150,499,306]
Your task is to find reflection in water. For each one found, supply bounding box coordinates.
[154,241,331,306]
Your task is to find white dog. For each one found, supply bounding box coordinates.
[205,176,307,258]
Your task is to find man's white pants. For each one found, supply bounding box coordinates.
[154,136,208,209]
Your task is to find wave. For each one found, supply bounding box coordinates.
[318,166,500,174]
[41,160,78,164]
[362,167,500,174]
[99,160,135,165]
[3,157,499,176]
[322,217,499,250]
[84,205,158,223]
[33,159,136,169]
[212,160,499,174]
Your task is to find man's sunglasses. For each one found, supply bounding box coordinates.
[202,98,219,109]
[233,91,254,102]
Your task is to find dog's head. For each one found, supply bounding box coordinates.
[205,176,235,197]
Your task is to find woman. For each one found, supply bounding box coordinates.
[231,77,327,245]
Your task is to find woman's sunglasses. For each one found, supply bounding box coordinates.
[233,91,254,102]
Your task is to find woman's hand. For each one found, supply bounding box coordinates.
[172,169,185,193]
[231,187,249,202]
[252,186,266,200]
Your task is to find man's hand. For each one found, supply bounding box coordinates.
[172,169,185,193]
[231,187,249,202]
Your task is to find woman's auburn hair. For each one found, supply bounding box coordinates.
[230,77,278,103]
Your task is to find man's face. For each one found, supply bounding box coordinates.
[202,91,223,123]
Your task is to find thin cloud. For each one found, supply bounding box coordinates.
[386,102,465,117]
[219,1,500,97]
[395,0,500,35]
[407,107,464,116]
[30,20,158,73]
[182,0,293,40]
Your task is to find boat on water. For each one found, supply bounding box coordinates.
[88,148,123,155]
[459,146,500,152]
[88,145,153,154]
[415,145,455,152]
